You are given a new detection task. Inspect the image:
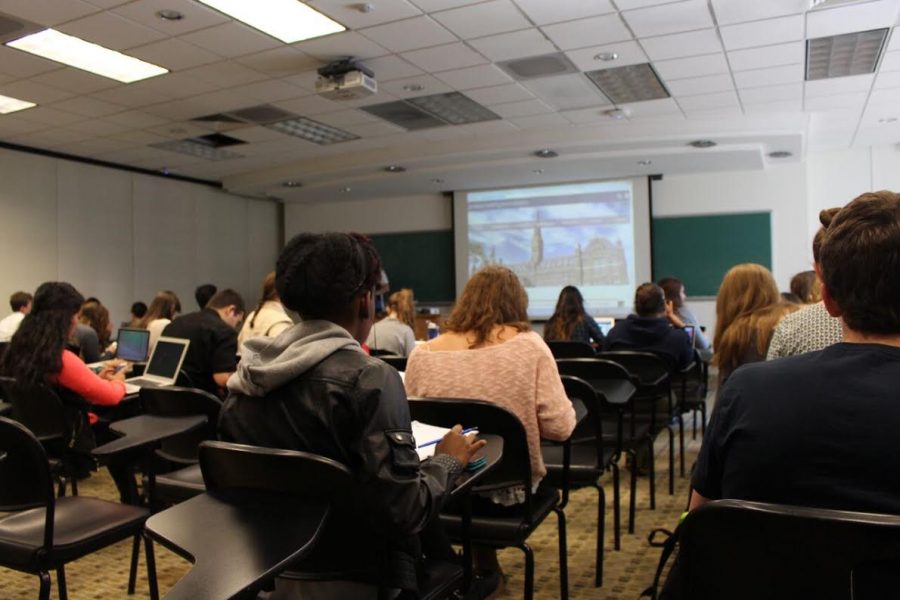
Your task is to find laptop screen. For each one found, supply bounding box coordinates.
[594,317,616,337]
[683,325,696,347]
[116,328,149,362]
[146,339,186,379]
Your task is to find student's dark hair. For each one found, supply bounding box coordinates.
[249,272,278,329]
[819,191,900,334]
[544,285,588,341]
[84,297,100,304]
[789,270,819,303]
[207,289,246,315]
[276,232,382,319]
[781,292,802,304]
[79,301,112,348]
[195,284,217,309]
[131,301,147,318]
[9,291,32,312]
[634,282,666,317]
[812,207,841,263]
[657,277,684,308]
[0,282,83,386]
[444,265,530,348]
[139,291,181,328]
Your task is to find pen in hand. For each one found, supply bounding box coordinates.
[418,427,478,448]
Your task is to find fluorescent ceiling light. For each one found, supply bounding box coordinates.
[196,0,345,43]
[0,93,36,114]
[6,29,167,83]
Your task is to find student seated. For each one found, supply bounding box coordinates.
[220,232,483,598]
[366,288,418,356]
[138,290,181,353]
[0,290,32,343]
[78,300,115,359]
[658,277,710,351]
[194,283,216,310]
[237,271,293,346]
[123,300,147,329]
[789,270,820,304]
[543,285,605,346]
[604,282,693,371]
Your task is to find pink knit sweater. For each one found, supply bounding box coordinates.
[405,331,576,486]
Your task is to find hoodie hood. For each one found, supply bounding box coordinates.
[228,319,362,397]
[620,314,673,344]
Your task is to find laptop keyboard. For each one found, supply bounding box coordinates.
[126,377,159,387]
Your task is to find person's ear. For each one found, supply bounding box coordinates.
[816,264,842,318]
[357,290,373,320]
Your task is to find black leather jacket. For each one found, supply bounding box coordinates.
[219,347,458,589]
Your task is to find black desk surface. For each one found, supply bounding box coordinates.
[92,414,207,457]
[451,433,503,496]
[589,378,637,406]
[145,489,329,600]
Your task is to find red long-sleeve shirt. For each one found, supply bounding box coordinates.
[53,350,126,422]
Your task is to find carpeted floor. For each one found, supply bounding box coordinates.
[0,408,707,599]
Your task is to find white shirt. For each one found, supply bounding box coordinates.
[147,318,171,353]
[0,311,25,342]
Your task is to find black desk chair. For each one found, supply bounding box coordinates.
[377,354,407,372]
[408,397,569,600]
[541,375,615,587]
[673,350,708,440]
[369,347,398,357]
[671,499,900,600]
[546,341,596,359]
[0,416,156,600]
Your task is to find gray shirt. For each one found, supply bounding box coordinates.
[677,304,711,350]
[366,316,417,357]
[766,301,843,360]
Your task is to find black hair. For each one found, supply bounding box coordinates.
[544,285,588,341]
[9,291,32,312]
[0,282,84,386]
[131,301,148,318]
[657,277,684,308]
[276,232,382,320]
[206,289,246,315]
[195,284,217,309]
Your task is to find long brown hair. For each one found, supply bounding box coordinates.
[250,272,279,329]
[139,291,181,328]
[715,301,800,372]
[544,285,587,341]
[79,301,112,348]
[713,263,780,369]
[443,265,530,348]
[388,288,415,329]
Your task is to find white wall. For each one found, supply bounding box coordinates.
[284,193,451,236]
[0,147,281,330]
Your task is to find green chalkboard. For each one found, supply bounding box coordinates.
[651,212,772,297]
[369,230,455,302]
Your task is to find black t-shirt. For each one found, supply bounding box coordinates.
[693,342,900,514]
[162,308,238,395]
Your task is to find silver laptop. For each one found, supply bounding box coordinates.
[124,336,189,394]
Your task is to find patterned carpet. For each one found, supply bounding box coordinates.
[0,409,706,599]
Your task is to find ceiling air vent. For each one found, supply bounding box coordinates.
[226,104,297,125]
[191,112,246,124]
[806,28,889,80]
[497,52,579,81]
[363,92,500,131]
[585,63,670,104]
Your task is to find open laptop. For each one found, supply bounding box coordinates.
[594,317,616,337]
[683,325,697,348]
[124,336,189,395]
[116,327,150,362]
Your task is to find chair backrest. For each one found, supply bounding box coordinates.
[599,350,671,389]
[555,358,632,386]
[370,348,398,357]
[0,417,54,523]
[546,341,596,359]
[677,500,900,600]
[199,440,355,502]
[559,375,605,459]
[141,386,223,461]
[407,397,533,495]
[377,355,407,372]
[0,378,68,442]
[175,369,195,388]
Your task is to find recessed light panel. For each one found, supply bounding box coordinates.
[806,28,888,80]
[585,63,670,104]
[266,116,359,145]
[0,93,36,114]
[151,139,244,161]
[196,0,345,43]
[6,29,168,83]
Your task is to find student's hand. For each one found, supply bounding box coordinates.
[665,301,685,328]
[435,424,487,467]
[98,361,127,381]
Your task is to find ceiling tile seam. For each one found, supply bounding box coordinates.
[702,0,748,126]
[847,25,896,147]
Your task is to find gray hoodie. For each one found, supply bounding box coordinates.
[227,319,362,398]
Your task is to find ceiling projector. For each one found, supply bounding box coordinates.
[315,59,377,101]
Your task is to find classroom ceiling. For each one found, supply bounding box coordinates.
[0,0,898,202]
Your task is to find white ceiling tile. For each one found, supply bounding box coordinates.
[681,105,742,118]
[0,118,53,137]
[875,69,900,88]
[508,112,571,128]
[10,128,87,147]
[310,0,422,28]
[738,83,802,104]
[28,68,121,95]
[861,104,900,124]
[565,40,649,71]
[379,74,453,98]
[105,129,169,145]
[522,73,610,109]
[360,16,457,53]
[103,109,169,128]
[181,22,281,59]
[342,120,407,137]
[414,126,472,141]
[868,87,900,105]
[227,125,292,143]
[47,96,126,117]
[274,94,343,116]
[468,29,556,62]
[181,62,268,88]
[312,109,379,128]
[465,83,534,105]
[145,121,218,139]
[188,89,260,113]
[359,55,424,81]
[0,47,62,79]
[112,0,230,35]
[226,79,309,103]
[0,0,99,26]
[0,80,75,104]
[234,48,322,78]
[401,43,488,72]
[654,53,729,80]
[91,81,173,107]
[431,0,531,39]
[56,12,167,50]
[804,92,868,110]
[541,14,632,51]
[63,117,131,136]
[128,38,221,71]
[561,106,615,123]
[330,90,399,108]
[621,0,713,37]
[711,0,807,26]
[410,0,484,11]
[742,99,803,114]
[515,0,615,24]
[880,51,900,72]
[433,63,513,89]
[889,31,900,52]
[807,1,900,39]
[719,15,804,51]
[16,106,85,126]
[613,0,687,7]
[727,42,804,72]
[676,90,739,109]
[295,31,390,61]
[733,63,803,89]
[282,70,321,92]
[665,73,734,96]
[639,28,722,61]
[141,97,210,120]
[491,98,554,117]
[621,97,682,117]
[805,74,875,97]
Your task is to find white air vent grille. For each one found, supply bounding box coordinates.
[497,52,579,81]
[806,28,889,80]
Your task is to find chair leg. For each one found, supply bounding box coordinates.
[647,436,656,510]
[700,402,707,437]
[594,482,605,587]
[56,565,68,600]
[71,474,78,496]
[612,462,621,551]
[128,533,141,594]
[518,543,535,600]
[144,534,160,600]
[678,414,686,477]
[692,407,698,440]
[628,450,637,535]
[38,571,51,600]
[554,507,569,600]
[57,477,66,498]
[667,425,675,496]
